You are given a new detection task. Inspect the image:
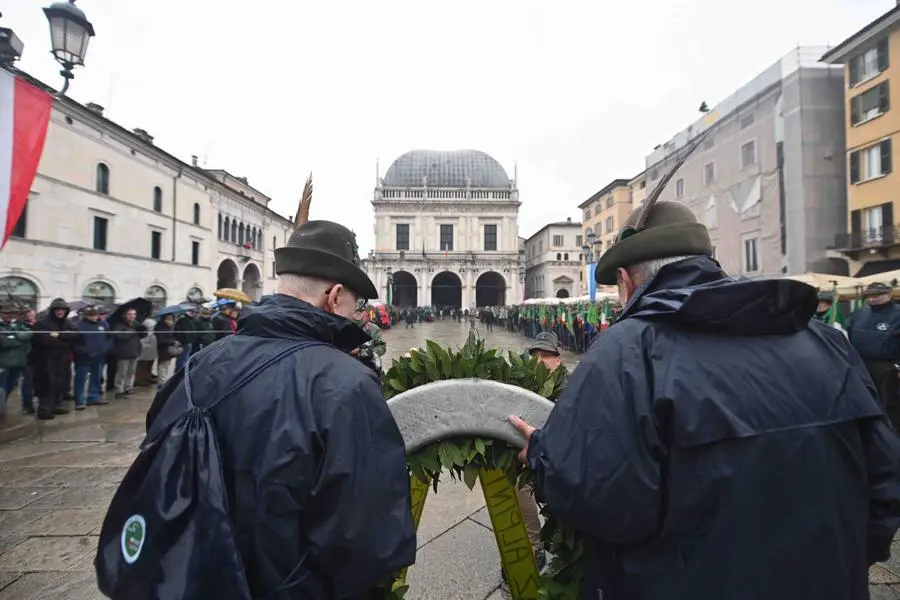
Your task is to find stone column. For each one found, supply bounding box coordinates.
[418,271,427,307]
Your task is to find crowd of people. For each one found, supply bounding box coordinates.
[87,201,900,600]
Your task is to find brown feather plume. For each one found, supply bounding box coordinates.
[634,127,714,231]
[294,173,313,229]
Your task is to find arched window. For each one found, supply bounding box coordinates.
[272,235,276,249]
[564,253,569,260]
[230,220,237,241]
[238,223,245,245]
[83,280,115,304]
[0,276,38,310]
[250,227,257,248]
[556,253,561,260]
[258,231,263,250]
[96,163,110,195]
[218,215,223,239]
[193,202,200,225]
[144,284,167,312]
[224,217,230,241]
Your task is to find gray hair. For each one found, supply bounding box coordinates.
[277,273,336,302]
[622,255,698,285]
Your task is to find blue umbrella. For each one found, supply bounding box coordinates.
[155,304,190,318]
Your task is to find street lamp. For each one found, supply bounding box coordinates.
[43,0,95,95]
[583,230,600,302]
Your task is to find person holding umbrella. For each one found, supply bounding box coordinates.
[110,303,149,399]
[212,299,240,340]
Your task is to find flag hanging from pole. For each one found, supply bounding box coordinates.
[0,70,52,249]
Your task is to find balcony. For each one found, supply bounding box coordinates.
[832,225,899,257]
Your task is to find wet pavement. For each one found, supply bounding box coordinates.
[0,319,894,598]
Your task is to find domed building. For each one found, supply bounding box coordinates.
[364,149,524,309]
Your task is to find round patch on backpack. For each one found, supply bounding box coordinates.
[121,514,146,564]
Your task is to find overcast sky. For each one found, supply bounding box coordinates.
[4,0,890,253]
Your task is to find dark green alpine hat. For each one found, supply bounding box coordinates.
[595,128,715,286]
[594,202,712,285]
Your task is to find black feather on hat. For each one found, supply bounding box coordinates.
[274,174,378,299]
[595,128,715,286]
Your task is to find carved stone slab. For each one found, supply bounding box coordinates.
[386,379,554,453]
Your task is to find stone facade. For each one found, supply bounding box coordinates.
[523,220,583,299]
[0,75,293,310]
[364,150,524,308]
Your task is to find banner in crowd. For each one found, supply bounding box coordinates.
[587,262,597,301]
[0,70,52,249]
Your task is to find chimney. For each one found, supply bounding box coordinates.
[237,176,248,184]
[132,128,154,144]
[191,155,198,167]
[85,102,104,116]
[566,217,572,223]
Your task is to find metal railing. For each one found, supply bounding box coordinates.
[832,225,900,251]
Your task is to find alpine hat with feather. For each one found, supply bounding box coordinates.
[274,174,379,299]
[595,129,715,286]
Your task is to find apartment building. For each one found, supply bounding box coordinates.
[629,171,647,210]
[523,218,583,299]
[644,47,847,278]
[823,4,900,276]
[577,179,632,293]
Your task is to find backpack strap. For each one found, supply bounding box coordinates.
[183,340,325,413]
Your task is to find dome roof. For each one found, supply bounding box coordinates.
[383,149,511,188]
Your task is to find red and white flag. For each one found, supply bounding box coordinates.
[0,70,52,249]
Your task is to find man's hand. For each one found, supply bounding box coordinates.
[49,332,59,338]
[508,415,535,464]
[351,347,360,356]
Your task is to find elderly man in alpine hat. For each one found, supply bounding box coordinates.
[144,219,416,599]
[509,142,900,599]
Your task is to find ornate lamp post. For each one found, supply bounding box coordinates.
[43,1,95,95]
[0,3,95,95]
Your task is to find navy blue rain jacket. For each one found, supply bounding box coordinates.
[848,301,900,362]
[72,318,111,363]
[145,294,416,599]
[528,256,900,600]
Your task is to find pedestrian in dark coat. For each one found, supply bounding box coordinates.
[192,308,217,353]
[71,306,111,408]
[145,220,415,599]
[31,297,76,419]
[510,200,900,600]
[848,281,900,427]
[211,301,239,340]
[110,308,146,398]
[152,315,179,390]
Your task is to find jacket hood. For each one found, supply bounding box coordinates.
[621,256,817,336]
[237,293,369,352]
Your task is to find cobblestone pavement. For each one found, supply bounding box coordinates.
[0,320,894,599]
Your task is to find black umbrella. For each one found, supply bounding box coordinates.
[110,298,153,324]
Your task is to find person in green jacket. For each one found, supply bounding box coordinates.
[351,301,386,375]
[0,301,33,419]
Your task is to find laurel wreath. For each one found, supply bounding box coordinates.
[382,332,584,599]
